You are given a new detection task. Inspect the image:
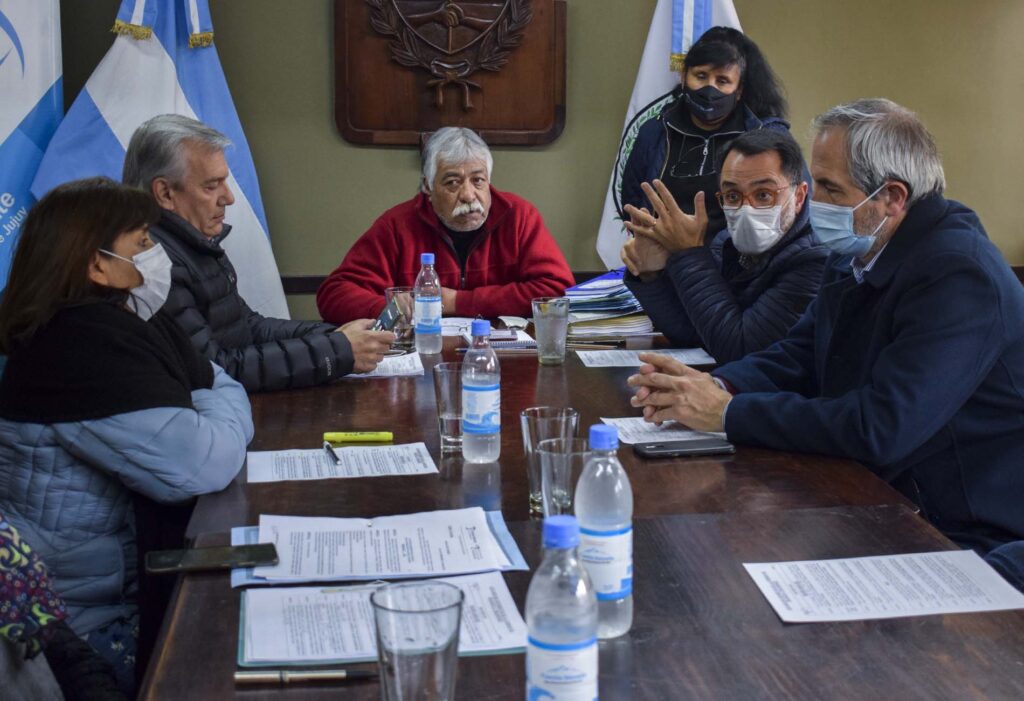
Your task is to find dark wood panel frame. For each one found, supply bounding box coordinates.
[334,0,566,145]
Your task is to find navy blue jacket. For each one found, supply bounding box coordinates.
[618,89,792,237]
[625,201,828,363]
[715,195,1024,551]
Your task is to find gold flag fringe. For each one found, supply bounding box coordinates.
[111,19,153,40]
[669,52,686,72]
[189,32,214,48]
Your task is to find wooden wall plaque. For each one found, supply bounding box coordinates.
[335,0,566,145]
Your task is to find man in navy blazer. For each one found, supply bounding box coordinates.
[628,98,1024,553]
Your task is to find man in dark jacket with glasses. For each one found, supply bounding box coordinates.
[622,129,827,363]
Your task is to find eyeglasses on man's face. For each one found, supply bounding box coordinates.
[716,184,795,210]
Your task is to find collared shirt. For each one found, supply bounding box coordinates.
[851,240,891,284]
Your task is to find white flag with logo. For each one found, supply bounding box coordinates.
[32,0,288,318]
[0,0,62,288]
[595,0,740,268]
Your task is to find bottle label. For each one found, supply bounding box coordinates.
[578,526,633,600]
[462,384,500,434]
[414,295,441,334]
[526,636,598,701]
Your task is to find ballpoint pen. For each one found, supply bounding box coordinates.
[234,669,377,685]
[322,440,341,464]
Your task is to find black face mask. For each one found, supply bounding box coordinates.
[682,85,739,124]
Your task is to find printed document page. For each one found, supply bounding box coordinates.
[600,417,726,445]
[744,550,1024,623]
[345,352,424,378]
[254,507,510,581]
[576,348,715,367]
[241,571,527,665]
[247,443,437,483]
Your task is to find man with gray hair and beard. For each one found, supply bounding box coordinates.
[628,98,1024,558]
[317,126,574,324]
[123,114,395,392]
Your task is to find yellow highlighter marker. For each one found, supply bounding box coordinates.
[323,431,394,443]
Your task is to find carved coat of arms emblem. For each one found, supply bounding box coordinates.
[365,0,532,110]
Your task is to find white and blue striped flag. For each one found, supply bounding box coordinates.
[32,0,288,318]
[595,0,740,268]
[0,0,62,288]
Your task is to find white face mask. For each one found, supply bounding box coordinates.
[99,244,173,320]
[724,193,793,255]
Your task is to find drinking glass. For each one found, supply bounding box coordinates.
[371,581,464,701]
[537,437,589,516]
[531,297,570,365]
[433,363,463,451]
[520,407,579,515]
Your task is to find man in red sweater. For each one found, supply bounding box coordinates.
[317,127,574,324]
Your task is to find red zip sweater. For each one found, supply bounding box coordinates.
[317,188,574,324]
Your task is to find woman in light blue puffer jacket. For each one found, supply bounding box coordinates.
[0,178,253,694]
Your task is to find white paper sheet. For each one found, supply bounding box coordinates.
[247,443,437,484]
[254,508,510,581]
[241,571,527,665]
[345,352,424,378]
[600,417,726,445]
[744,550,1024,623]
[577,348,715,367]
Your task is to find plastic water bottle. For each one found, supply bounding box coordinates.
[461,319,500,463]
[574,424,633,639]
[525,515,599,701]
[413,252,442,355]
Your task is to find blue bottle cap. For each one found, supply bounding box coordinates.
[421,252,435,265]
[589,424,618,450]
[471,319,491,337]
[543,515,580,548]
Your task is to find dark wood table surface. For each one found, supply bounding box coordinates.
[140,338,1024,699]
[143,506,1024,700]
[186,338,909,537]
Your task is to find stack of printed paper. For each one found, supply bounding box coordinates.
[565,269,654,337]
[232,507,527,587]
[239,571,527,666]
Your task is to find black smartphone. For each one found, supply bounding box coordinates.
[633,437,736,459]
[144,543,279,574]
[373,295,404,331]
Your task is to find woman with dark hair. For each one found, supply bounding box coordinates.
[0,177,253,694]
[618,26,792,240]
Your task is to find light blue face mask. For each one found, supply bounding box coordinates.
[808,184,888,258]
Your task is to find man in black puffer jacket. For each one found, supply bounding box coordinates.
[123,115,394,392]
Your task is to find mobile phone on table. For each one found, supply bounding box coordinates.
[633,437,736,459]
[373,295,404,331]
[144,543,278,574]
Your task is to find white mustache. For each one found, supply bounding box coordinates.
[451,201,484,217]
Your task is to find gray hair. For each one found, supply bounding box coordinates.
[122,114,231,190]
[811,98,945,205]
[421,127,493,193]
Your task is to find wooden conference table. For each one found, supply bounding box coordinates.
[140,338,1024,700]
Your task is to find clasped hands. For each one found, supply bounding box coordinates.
[627,352,731,433]
[621,180,708,277]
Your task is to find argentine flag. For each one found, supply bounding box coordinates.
[0,0,62,288]
[32,0,288,318]
[595,0,740,268]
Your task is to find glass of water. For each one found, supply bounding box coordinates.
[433,363,463,452]
[520,407,579,516]
[531,297,571,366]
[537,437,589,516]
[371,581,464,701]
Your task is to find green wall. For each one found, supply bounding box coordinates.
[60,1,1024,321]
